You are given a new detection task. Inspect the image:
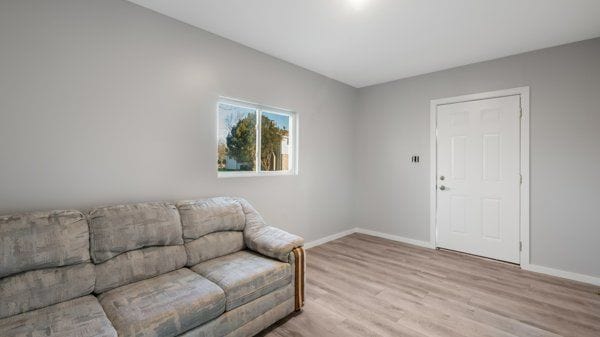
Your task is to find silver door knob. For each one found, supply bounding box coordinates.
[439,185,446,191]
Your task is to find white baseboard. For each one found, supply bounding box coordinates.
[305,227,434,249]
[522,263,600,286]
[304,228,357,249]
[354,228,435,249]
[304,227,599,286]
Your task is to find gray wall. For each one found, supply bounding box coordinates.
[1,0,598,278]
[356,38,600,277]
[0,0,357,242]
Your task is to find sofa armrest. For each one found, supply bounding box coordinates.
[245,225,304,262]
[237,198,304,262]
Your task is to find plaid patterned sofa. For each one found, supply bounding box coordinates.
[0,197,305,337]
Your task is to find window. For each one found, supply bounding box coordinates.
[217,98,296,177]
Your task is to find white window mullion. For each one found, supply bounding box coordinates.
[256,109,262,173]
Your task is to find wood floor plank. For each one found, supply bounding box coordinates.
[258,233,600,337]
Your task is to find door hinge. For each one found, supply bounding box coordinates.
[519,241,522,252]
[519,101,523,118]
[520,174,523,185]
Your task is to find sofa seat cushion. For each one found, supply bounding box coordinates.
[98,268,225,337]
[0,295,117,337]
[191,251,292,311]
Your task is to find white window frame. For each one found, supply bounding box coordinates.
[217,97,298,178]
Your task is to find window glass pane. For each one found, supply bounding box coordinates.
[261,111,291,171]
[218,103,256,172]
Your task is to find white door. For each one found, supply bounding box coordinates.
[436,95,521,263]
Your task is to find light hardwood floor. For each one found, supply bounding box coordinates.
[258,233,600,337]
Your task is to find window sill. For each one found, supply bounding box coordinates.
[217,171,297,178]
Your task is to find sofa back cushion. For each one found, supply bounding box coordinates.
[88,202,183,263]
[88,202,186,293]
[0,263,95,319]
[178,197,245,239]
[0,210,94,318]
[177,198,246,266]
[185,231,245,266]
[94,246,187,293]
[0,210,90,278]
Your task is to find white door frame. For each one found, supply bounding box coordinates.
[429,87,530,266]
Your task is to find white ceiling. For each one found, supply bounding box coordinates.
[127,0,600,88]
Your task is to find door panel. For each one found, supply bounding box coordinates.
[436,95,520,263]
[451,136,467,180]
[450,196,467,233]
[482,197,501,240]
[483,133,501,181]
